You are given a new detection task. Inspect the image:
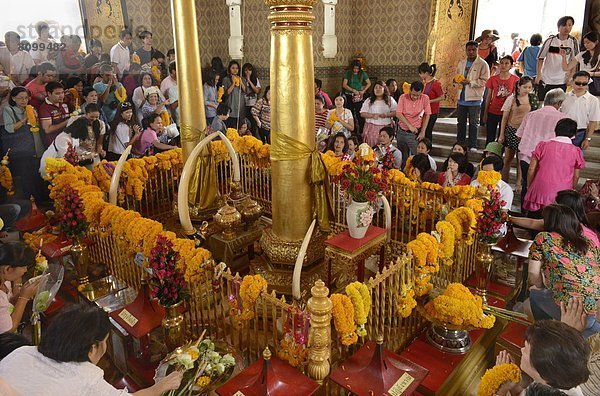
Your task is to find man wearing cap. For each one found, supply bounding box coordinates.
[516,88,567,207]
[455,40,490,151]
[473,141,503,179]
[536,16,579,101]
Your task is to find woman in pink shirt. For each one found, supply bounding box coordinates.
[131,113,176,157]
[524,119,584,214]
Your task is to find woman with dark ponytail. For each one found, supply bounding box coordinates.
[418,62,444,142]
[528,204,600,337]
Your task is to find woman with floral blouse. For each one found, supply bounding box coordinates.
[528,204,600,338]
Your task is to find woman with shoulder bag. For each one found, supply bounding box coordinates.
[2,87,46,202]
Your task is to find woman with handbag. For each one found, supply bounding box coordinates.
[2,87,46,202]
[342,60,371,134]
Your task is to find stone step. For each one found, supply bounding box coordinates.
[432,118,600,149]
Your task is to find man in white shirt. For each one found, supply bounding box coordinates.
[536,16,579,101]
[471,155,514,211]
[2,32,34,85]
[29,22,55,65]
[560,70,600,150]
[109,29,132,78]
[160,61,177,99]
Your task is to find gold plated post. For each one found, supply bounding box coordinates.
[171,0,217,212]
[266,0,317,241]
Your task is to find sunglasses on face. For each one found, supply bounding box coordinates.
[574,81,589,86]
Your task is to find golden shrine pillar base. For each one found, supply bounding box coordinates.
[252,227,326,296]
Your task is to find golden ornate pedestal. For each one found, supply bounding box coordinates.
[208,226,263,273]
[324,226,387,291]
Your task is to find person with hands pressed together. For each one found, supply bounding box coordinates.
[360,80,397,147]
[0,304,183,395]
[396,81,431,160]
[0,242,41,334]
[491,320,591,395]
[93,64,124,123]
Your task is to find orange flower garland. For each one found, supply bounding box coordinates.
[331,293,358,346]
[477,363,521,396]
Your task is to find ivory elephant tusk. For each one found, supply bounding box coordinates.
[178,132,241,235]
[292,219,316,300]
[109,145,132,205]
[380,195,391,242]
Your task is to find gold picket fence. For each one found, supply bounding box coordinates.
[96,152,480,381]
[117,165,182,221]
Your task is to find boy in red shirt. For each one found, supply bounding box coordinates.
[25,62,56,109]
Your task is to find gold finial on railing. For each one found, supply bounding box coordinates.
[307,280,332,384]
[263,346,272,360]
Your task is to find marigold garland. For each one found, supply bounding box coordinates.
[278,335,308,368]
[445,207,477,245]
[477,363,521,396]
[476,170,502,189]
[465,198,484,214]
[435,220,455,265]
[0,158,14,196]
[415,274,433,297]
[43,157,214,285]
[234,275,267,321]
[397,284,417,318]
[330,293,358,346]
[424,283,495,328]
[345,282,370,337]
[25,105,40,132]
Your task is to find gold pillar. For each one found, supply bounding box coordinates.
[307,280,332,384]
[267,0,316,241]
[171,0,217,212]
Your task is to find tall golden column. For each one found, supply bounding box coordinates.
[267,0,316,240]
[256,0,326,294]
[171,0,217,212]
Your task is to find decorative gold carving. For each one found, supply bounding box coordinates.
[213,203,242,240]
[265,0,317,7]
[260,227,325,266]
[324,231,386,291]
[307,280,332,384]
